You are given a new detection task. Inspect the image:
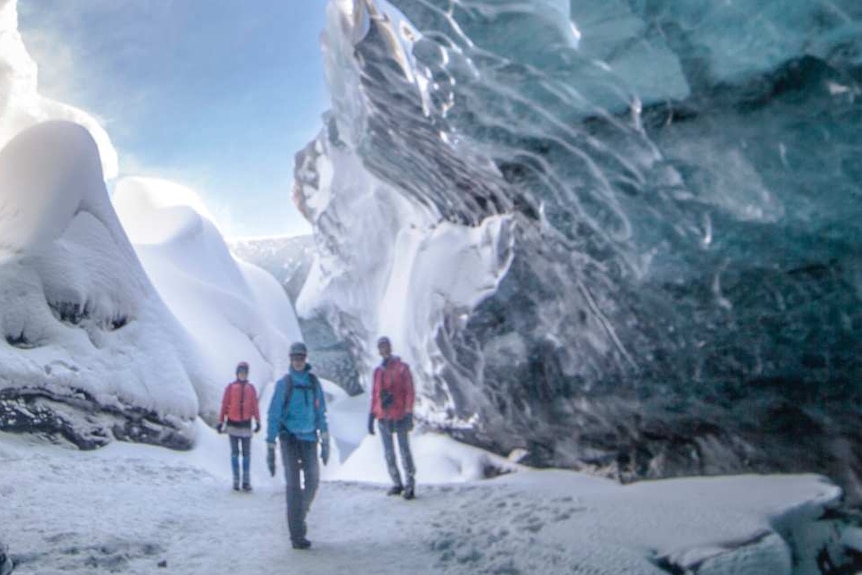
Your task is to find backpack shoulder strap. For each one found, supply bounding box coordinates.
[311,373,324,404]
[309,373,321,391]
[282,374,295,412]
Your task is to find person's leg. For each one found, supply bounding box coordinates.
[241,436,252,490]
[378,420,403,493]
[395,419,416,497]
[229,435,240,490]
[298,439,320,542]
[280,436,304,545]
[300,440,320,514]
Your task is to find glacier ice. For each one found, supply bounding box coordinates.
[297,0,862,499]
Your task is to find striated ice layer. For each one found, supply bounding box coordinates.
[299,0,862,498]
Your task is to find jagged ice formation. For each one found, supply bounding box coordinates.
[295,0,862,499]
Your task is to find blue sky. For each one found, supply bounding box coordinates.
[18,0,328,238]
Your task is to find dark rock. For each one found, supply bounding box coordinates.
[0,387,193,450]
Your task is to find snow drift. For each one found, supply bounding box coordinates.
[112,177,303,421]
[0,121,201,448]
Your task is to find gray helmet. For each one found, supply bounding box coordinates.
[377,336,391,347]
[289,342,308,357]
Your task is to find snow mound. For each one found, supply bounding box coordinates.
[113,177,303,420]
[0,121,202,448]
[109,177,221,245]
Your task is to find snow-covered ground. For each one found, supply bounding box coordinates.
[2,383,857,575]
[0,432,847,575]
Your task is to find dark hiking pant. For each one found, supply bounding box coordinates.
[229,435,251,486]
[279,434,320,543]
[379,418,416,489]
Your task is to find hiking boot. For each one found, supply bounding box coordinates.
[291,538,312,550]
[242,484,253,493]
[232,480,240,492]
[403,486,415,500]
[387,485,403,496]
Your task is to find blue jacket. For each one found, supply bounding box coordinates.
[267,365,328,443]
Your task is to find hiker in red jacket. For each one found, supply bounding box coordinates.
[217,361,261,492]
[367,336,417,499]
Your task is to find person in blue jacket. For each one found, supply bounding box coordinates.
[266,342,330,550]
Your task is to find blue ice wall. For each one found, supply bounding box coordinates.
[306,0,862,497]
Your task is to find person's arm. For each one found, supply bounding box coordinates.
[314,377,328,434]
[251,384,261,423]
[250,384,262,432]
[368,369,379,434]
[404,365,415,414]
[315,378,331,465]
[370,368,380,417]
[218,384,230,424]
[266,379,285,444]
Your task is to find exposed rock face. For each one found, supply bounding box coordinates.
[0,387,192,450]
[297,0,862,498]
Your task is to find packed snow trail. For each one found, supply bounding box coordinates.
[2,443,607,575]
[3,443,628,575]
[1,429,851,575]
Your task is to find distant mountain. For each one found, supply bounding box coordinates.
[229,235,315,304]
[229,235,363,395]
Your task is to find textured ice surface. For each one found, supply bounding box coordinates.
[297,0,862,498]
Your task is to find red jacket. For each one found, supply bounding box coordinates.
[218,380,260,423]
[371,356,415,421]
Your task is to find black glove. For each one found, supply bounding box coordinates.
[216,422,224,434]
[267,444,276,477]
[254,421,261,434]
[367,413,376,435]
[404,413,414,431]
[320,432,330,466]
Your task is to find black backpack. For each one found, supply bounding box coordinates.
[282,373,323,412]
